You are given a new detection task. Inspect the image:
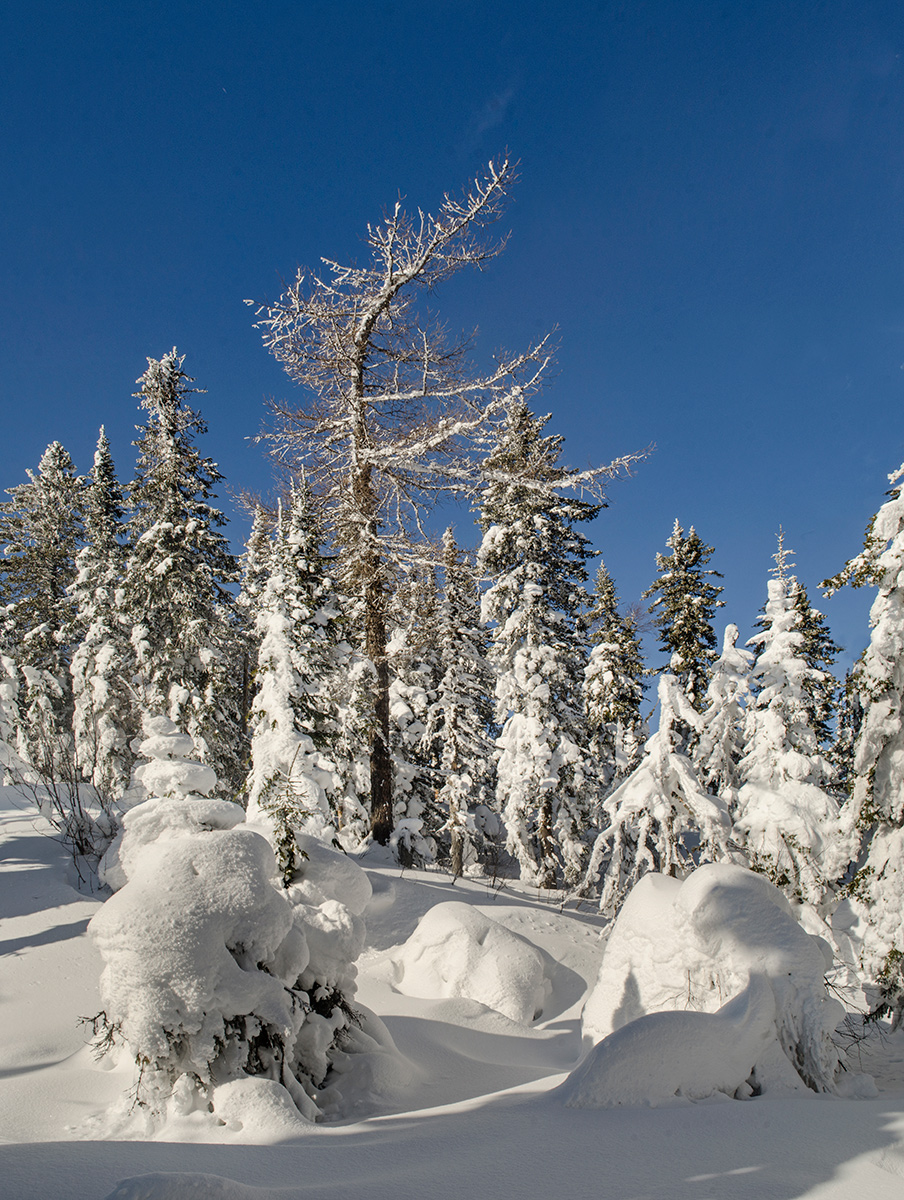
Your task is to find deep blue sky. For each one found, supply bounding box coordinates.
[3,0,904,676]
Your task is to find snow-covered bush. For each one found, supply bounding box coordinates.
[89,799,316,1123]
[582,864,846,1093]
[91,722,372,1128]
[383,900,552,1024]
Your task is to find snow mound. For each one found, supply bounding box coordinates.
[582,864,847,1092]
[560,973,776,1107]
[386,900,552,1023]
[100,794,245,891]
[212,1076,313,1141]
[105,1173,268,1200]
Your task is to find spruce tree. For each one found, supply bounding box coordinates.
[245,486,347,874]
[824,462,904,1021]
[693,623,751,806]
[70,428,133,799]
[122,350,243,795]
[422,527,497,877]
[643,520,723,717]
[478,399,599,888]
[581,672,733,916]
[583,561,646,791]
[737,538,846,910]
[0,441,84,772]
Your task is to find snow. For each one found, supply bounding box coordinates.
[582,864,845,1092]
[3,790,904,1200]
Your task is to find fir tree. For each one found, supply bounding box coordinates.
[0,441,84,771]
[245,487,347,876]
[643,520,723,718]
[581,673,733,916]
[122,350,243,795]
[791,577,842,755]
[583,561,646,791]
[824,462,904,1021]
[478,399,599,888]
[422,527,497,877]
[69,428,133,799]
[737,537,846,910]
[693,623,751,806]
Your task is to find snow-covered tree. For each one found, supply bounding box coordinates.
[245,487,348,877]
[791,577,842,755]
[253,158,639,844]
[0,441,84,771]
[736,540,846,910]
[693,623,752,805]
[581,673,733,917]
[479,400,600,888]
[422,527,497,876]
[643,520,723,718]
[824,462,904,1021]
[583,560,646,790]
[122,350,243,795]
[70,428,133,799]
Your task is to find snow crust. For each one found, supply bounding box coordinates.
[582,864,845,1092]
[383,900,552,1023]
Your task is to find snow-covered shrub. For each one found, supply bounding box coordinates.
[91,724,372,1127]
[89,802,316,1123]
[582,864,846,1093]
[383,900,552,1024]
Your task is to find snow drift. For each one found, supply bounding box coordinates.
[582,864,847,1093]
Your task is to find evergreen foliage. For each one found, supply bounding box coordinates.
[479,399,599,888]
[422,527,498,876]
[581,673,733,917]
[583,561,646,791]
[245,486,348,878]
[122,350,243,795]
[824,462,904,1021]
[0,441,84,771]
[737,539,846,910]
[693,623,751,805]
[70,428,133,798]
[643,520,723,717]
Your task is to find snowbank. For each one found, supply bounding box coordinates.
[582,864,847,1092]
[560,974,776,1107]
[385,900,552,1023]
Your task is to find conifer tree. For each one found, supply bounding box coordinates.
[422,527,497,876]
[791,578,842,755]
[583,561,646,790]
[122,350,243,795]
[824,462,904,1021]
[245,486,347,874]
[736,536,846,910]
[479,399,599,888]
[0,441,84,771]
[70,428,133,799]
[643,520,723,719]
[693,623,751,806]
[581,673,733,916]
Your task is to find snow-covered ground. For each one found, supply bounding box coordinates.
[2,789,904,1200]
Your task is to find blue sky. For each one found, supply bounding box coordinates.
[3,0,904,674]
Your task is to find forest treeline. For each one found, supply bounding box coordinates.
[1,159,903,1032]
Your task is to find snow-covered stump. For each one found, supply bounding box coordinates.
[581,864,858,1098]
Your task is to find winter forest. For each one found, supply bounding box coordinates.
[4,159,904,1198]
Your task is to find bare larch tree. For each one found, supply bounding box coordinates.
[250,158,639,844]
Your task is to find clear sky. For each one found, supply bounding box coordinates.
[3,0,904,676]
